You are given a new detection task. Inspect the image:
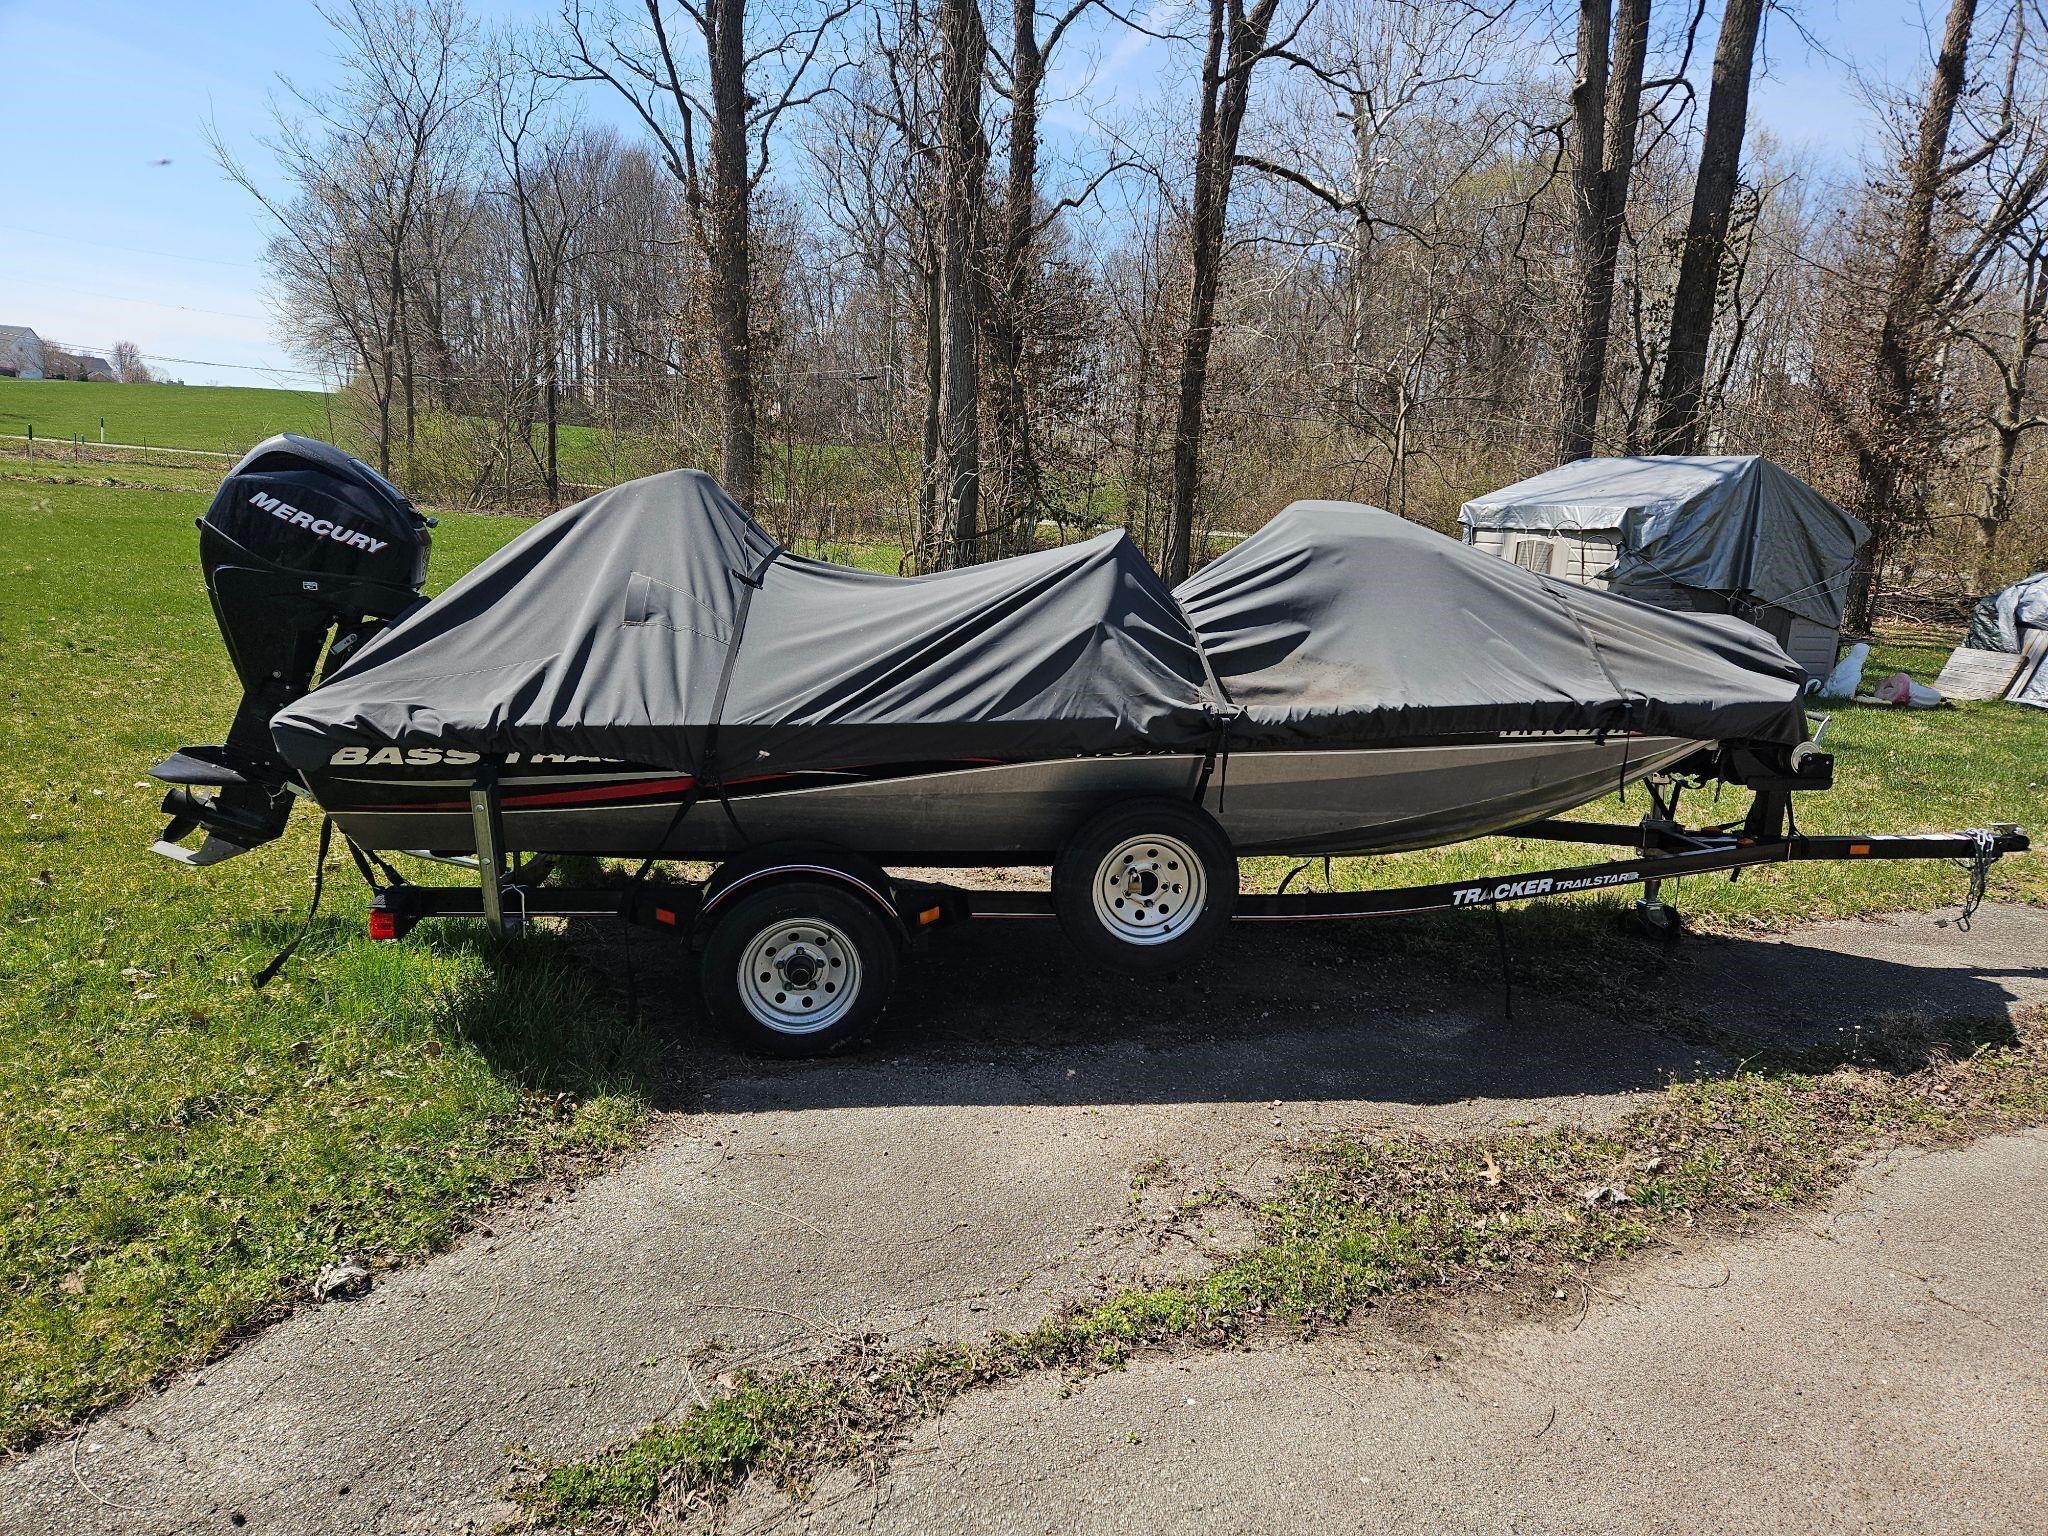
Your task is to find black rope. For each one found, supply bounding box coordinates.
[253,816,335,990]
[1167,587,1239,812]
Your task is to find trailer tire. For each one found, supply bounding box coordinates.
[701,881,898,1057]
[1052,798,1235,974]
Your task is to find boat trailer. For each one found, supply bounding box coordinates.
[971,824,2028,927]
[362,785,2026,940]
[342,772,2027,1056]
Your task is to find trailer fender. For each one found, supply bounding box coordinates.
[698,842,912,943]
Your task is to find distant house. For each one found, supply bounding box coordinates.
[40,346,117,383]
[0,325,45,379]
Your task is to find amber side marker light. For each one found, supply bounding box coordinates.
[1850,843,1871,856]
[919,906,942,926]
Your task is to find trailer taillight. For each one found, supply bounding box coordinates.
[368,909,399,941]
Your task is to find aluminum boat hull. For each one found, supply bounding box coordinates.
[307,733,1705,863]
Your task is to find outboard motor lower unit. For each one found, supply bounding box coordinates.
[150,435,432,865]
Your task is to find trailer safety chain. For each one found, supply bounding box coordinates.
[1955,828,2000,932]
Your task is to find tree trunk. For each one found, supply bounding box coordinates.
[919,253,944,567]
[545,370,560,509]
[1163,0,1282,583]
[1651,0,1764,453]
[936,0,989,565]
[1556,0,1649,464]
[1844,0,1979,631]
[983,0,1045,558]
[705,0,759,509]
[1979,418,2019,589]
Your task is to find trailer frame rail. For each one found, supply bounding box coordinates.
[362,821,2028,936]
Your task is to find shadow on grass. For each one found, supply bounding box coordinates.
[234,909,661,1104]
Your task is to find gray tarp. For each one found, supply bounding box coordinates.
[1179,501,1808,747]
[1457,456,1869,629]
[272,479,1810,778]
[1966,570,2048,710]
[1965,571,2048,651]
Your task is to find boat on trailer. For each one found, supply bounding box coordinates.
[148,437,2027,1055]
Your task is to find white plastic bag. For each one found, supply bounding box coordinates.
[1818,641,1867,699]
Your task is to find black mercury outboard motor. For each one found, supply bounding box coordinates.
[150,435,433,865]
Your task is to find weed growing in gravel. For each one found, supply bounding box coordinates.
[530,1009,2048,1527]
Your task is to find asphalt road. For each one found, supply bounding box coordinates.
[776,1128,2048,1536]
[3,903,2044,1535]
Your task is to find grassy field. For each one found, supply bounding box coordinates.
[0,482,652,1452]
[0,378,331,456]
[0,463,2041,1457]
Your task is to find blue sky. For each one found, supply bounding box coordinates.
[0,0,1938,385]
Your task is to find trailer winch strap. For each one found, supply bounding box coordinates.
[253,816,335,990]
[343,834,405,893]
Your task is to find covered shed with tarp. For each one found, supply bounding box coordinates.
[1965,569,2048,709]
[1458,455,1870,678]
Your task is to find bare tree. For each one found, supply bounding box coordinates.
[1962,224,2048,583]
[215,0,481,476]
[109,340,151,384]
[1557,0,1650,463]
[934,0,991,561]
[559,0,852,508]
[1838,0,2048,626]
[1650,0,1765,453]
[492,48,610,508]
[1162,0,1301,582]
[1239,0,1519,512]
[979,0,1115,554]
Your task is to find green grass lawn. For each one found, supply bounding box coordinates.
[0,378,331,456]
[0,482,653,1453]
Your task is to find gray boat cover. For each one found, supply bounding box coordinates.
[271,477,1809,777]
[272,471,1217,776]
[1458,456,1869,628]
[1179,502,1807,746]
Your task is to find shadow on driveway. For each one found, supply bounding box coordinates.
[577,900,2048,1118]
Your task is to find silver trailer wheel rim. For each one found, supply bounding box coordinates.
[1091,832,1206,945]
[737,917,862,1034]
